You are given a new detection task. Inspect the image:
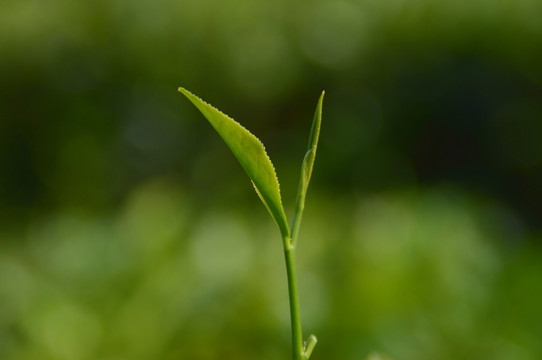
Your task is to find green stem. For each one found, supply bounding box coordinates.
[284,239,303,360]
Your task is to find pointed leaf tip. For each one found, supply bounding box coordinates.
[302,91,324,189]
[178,87,290,238]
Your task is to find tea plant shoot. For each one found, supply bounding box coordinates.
[179,87,324,360]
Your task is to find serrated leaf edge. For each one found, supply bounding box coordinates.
[179,87,290,238]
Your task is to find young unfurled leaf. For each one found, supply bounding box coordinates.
[178,87,290,238]
[290,91,325,246]
[300,91,324,194]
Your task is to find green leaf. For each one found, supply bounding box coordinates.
[178,87,290,238]
[300,90,324,194]
[290,91,325,247]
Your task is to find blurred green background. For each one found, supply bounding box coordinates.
[1,0,542,359]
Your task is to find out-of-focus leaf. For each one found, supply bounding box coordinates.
[366,352,394,360]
